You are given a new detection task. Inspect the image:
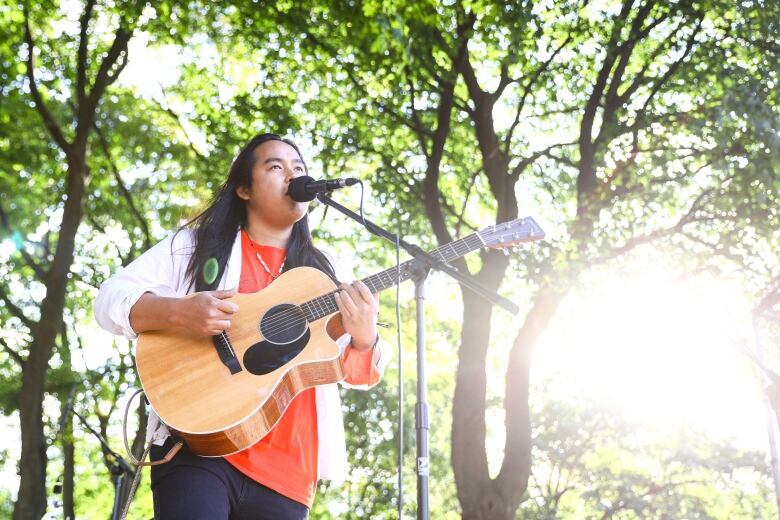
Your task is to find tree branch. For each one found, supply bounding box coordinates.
[681,232,766,277]
[491,61,513,101]
[91,118,152,251]
[455,166,482,237]
[510,141,579,181]
[542,150,579,169]
[595,1,665,151]
[439,193,478,235]
[300,29,427,138]
[153,88,208,161]
[77,24,133,146]
[0,336,24,365]
[639,15,703,115]
[76,0,97,104]
[23,8,71,153]
[423,14,476,248]
[87,214,133,266]
[0,283,35,330]
[404,61,430,161]
[504,32,574,150]
[593,181,716,263]
[0,202,48,281]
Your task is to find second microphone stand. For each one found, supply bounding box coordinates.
[69,408,136,520]
[317,193,517,520]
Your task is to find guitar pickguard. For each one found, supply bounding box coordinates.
[243,328,311,375]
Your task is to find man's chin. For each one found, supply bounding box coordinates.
[293,204,309,221]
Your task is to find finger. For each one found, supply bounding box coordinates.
[336,288,358,316]
[352,281,375,305]
[207,319,232,335]
[334,291,355,316]
[334,291,346,314]
[212,288,237,299]
[214,297,239,314]
[209,310,235,322]
[341,283,364,307]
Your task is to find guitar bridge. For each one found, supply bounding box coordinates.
[212,333,242,375]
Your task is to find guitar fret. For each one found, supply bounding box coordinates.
[303,230,498,322]
[446,242,458,261]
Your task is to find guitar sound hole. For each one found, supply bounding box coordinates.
[259,303,308,345]
[243,329,311,376]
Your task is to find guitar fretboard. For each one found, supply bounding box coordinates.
[299,232,485,322]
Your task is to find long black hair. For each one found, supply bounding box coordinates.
[181,133,336,292]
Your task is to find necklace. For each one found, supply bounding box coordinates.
[253,246,285,279]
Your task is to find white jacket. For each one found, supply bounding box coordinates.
[93,228,388,481]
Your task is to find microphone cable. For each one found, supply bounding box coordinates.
[395,217,403,519]
[355,181,404,518]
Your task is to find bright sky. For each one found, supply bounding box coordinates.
[531,262,769,450]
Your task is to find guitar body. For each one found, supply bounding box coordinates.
[136,267,346,457]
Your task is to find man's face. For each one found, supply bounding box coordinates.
[236,140,309,228]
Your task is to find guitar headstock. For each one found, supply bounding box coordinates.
[477,216,545,249]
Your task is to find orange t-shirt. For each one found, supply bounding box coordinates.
[225,229,380,508]
[224,230,319,507]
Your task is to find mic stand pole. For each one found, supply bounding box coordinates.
[411,261,431,520]
[317,193,519,520]
[71,409,135,520]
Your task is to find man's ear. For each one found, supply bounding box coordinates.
[235,184,250,201]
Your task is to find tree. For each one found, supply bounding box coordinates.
[225,1,779,517]
[2,1,777,517]
[0,1,208,516]
[520,392,774,519]
[3,2,137,515]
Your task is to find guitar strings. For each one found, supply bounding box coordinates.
[241,235,482,340]
[252,253,437,338]
[248,236,480,339]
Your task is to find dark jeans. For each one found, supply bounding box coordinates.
[150,438,309,520]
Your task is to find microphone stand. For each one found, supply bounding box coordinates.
[70,409,135,520]
[317,193,519,520]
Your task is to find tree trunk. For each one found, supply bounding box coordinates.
[14,354,48,520]
[13,158,87,520]
[452,271,567,519]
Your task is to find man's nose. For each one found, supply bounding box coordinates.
[286,166,304,180]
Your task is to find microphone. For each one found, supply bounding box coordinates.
[287,175,359,202]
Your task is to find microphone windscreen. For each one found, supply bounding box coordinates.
[287,175,316,202]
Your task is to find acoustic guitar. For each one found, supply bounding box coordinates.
[135,217,544,456]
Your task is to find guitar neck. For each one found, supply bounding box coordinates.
[300,232,485,322]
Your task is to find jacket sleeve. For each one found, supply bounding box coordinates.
[93,231,194,339]
[322,249,390,390]
[341,337,389,389]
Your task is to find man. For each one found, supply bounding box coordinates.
[94,133,387,519]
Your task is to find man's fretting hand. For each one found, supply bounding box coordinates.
[334,281,379,351]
